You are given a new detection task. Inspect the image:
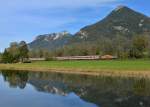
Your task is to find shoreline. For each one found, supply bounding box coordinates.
[0,64,150,78]
[0,60,150,78]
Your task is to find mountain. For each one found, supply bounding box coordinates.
[71,5,150,42]
[28,31,72,51]
[29,6,150,51]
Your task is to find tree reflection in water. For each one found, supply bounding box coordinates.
[1,71,28,89]
[1,70,150,107]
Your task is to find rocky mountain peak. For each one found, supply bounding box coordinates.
[114,5,127,11]
[35,31,71,41]
[29,31,72,51]
[29,6,150,51]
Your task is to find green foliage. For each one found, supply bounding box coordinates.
[34,34,148,59]
[27,33,150,60]
[19,41,29,62]
[2,49,13,63]
[130,35,149,58]
[2,41,29,63]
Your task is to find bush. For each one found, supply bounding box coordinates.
[45,57,56,61]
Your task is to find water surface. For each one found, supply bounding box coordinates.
[0,70,150,107]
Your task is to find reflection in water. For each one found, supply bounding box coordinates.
[1,70,150,107]
[2,71,28,89]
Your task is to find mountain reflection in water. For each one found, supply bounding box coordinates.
[1,70,150,107]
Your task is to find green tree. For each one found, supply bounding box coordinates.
[130,36,148,58]
[2,49,13,63]
[8,42,20,62]
[19,41,29,62]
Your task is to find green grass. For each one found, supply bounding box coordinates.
[33,60,149,70]
[3,59,150,70]
[0,59,150,76]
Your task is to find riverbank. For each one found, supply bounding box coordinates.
[0,60,150,77]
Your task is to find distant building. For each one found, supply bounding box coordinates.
[100,55,117,60]
[55,55,100,60]
[29,58,45,61]
[29,55,117,61]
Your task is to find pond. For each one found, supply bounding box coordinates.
[0,71,150,107]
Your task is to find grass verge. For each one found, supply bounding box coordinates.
[0,59,150,77]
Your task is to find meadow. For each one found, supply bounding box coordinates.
[0,59,150,77]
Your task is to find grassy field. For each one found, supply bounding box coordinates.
[0,59,150,77]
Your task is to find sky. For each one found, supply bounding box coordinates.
[0,0,150,51]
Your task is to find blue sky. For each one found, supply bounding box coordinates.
[0,0,149,51]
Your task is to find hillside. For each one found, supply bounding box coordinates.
[72,6,150,42]
[28,6,150,56]
[28,31,72,51]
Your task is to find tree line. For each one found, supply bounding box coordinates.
[0,34,150,63]
[45,34,150,59]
